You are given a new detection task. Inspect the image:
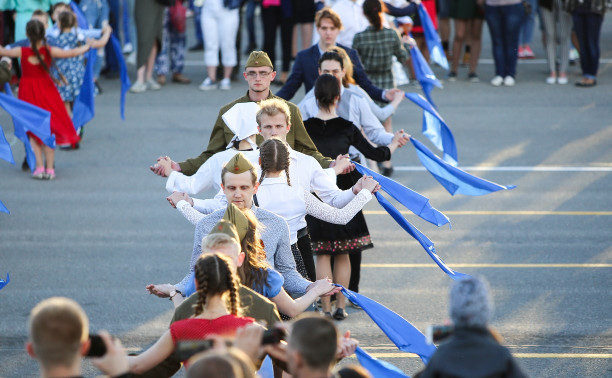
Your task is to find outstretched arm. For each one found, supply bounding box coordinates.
[304,187,373,225]
[0,46,21,58]
[128,331,174,374]
[271,279,335,317]
[90,25,112,49]
[50,42,91,58]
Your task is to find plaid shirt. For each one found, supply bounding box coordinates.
[352,26,408,75]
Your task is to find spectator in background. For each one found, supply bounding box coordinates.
[243,0,260,54]
[261,0,294,85]
[332,0,370,48]
[436,0,452,58]
[418,276,527,378]
[122,0,137,54]
[292,0,316,57]
[539,0,572,84]
[567,0,605,87]
[447,0,484,82]
[189,0,204,51]
[154,2,191,85]
[518,0,537,58]
[198,0,241,91]
[130,0,165,93]
[483,0,524,87]
[77,0,110,92]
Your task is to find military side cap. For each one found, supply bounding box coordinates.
[225,152,254,174]
[245,51,273,69]
[210,220,241,244]
[221,203,249,242]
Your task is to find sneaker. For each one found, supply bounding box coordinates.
[199,77,218,91]
[122,42,133,54]
[503,76,515,86]
[45,168,55,180]
[518,46,525,59]
[468,72,479,82]
[546,75,556,85]
[557,75,568,85]
[333,308,348,321]
[447,71,457,82]
[491,75,504,87]
[147,78,161,91]
[32,167,45,180]
[126,52,136,66]
[130,81,147,93]
[523,45,535,59]
[219,78,231,90]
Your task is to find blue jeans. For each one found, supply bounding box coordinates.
[193,5,203,45]
[245,0,259,47]
[485,3,525,78]
[519,0,538,45]
[79,0,110,79]
[572,12,603,79]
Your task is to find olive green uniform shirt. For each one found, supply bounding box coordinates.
[178,91,332,176]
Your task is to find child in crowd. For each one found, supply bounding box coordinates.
[0,20,92,179]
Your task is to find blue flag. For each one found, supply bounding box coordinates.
[0,125,15,164]
[375,192,469,280]
[257,356,274,378]
[109,34,130,120]
[3,85,36,172]
[405,93,458,166]
[72,49,96,130]
[70,2,89,29]
[0,200,9,214]
[411,137,516,196]
[355,347,410,378]
[0,273,9,289]
[340,286,437,364]
[409,45,442,108]
[418,4,448,70]
[353,161,449,227]
[0,93,54,148]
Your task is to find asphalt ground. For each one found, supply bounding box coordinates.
[1,14,611,378]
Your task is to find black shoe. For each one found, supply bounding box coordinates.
[21,157,29,171]
[575,80,596,87]
[381,166,394,177]
[333,308,347,321]
[189,43,204,51]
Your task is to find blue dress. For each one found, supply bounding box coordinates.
[183,268,284,298]
[54,32,86,102]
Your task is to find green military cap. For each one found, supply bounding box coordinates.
[224,152,254,175]
[219,203,249,242]
[245,51,273,70]
[209,220,241,244]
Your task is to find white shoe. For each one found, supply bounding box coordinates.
[147,78,161,91]
[129,81,147,93]
[557,76,568,85]
[126,52,136,66]
[503,76,515,86]
[546,75,556,85]
[122,42,133,54]
[199,77,218,91]
[491,76,504,87]
[219,78,231,90]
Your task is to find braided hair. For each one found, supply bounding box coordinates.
[236,209,270,294]
[26,19,67,85]
[193,253,241,317]
[258,138,291,186]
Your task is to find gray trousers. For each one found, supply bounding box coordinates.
[540,0,573,75]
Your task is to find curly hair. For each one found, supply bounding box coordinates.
[236,209,270,294]
[258,138,291,186]
[193,253,241,317]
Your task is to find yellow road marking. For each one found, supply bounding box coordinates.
[363,210,612,216]
[362,263,612,268]
[365,352,612,359]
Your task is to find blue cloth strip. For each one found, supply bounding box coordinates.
[411,137,516,196]
[355,347,410,378]
[375,192,469,280]
[0,200,9,214]
[409,45,442,108]
[0,273,9,289]
[405,93,458,166]
[70,2,89,30]
[3,85,36,172]
[339,286,437,364]
[353,161,450,227]
[0,124,15,164]
[257,355,274,378]
[418,4,449,70]
[109,34,131,120]
[0,92,54,148]
[72,49,96,130]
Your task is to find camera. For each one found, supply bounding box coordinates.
[426,325,453,344]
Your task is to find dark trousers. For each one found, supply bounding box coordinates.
[245,0,259,48]
[348,250,362,293]
[572,12,603,79]
[261,6,293,72]
[485,3,524,78]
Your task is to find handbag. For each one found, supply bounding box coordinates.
[169,0,187,33]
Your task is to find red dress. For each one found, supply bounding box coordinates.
[19,46,80,146]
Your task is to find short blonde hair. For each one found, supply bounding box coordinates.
[315,7,343,29]
[29,297,89,369]
[256,98,291,126]
[201,233,241,255]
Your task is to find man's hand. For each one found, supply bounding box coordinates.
[167,191,193,208]
[384,88,403,101]
[336,330,359,360]
[150,156,181,177]
[91,331,129,377]
[331,154,354,175]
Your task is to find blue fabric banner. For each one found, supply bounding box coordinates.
[411,137,516,196]
[340,286,437,364]
[353,162,449,227]
[0,124,15,164]
[109,34,130,120]
[0,200,9,214]
[72,49,96,130]
[418,4,449,70]
[374,192,469,280]
[0,93,54,148]
[355,347,410,378]
[0,273,9,288]
[405,93,458,166]
[409,45,442,108]
[257,355,274,378]
[3,85,36,172]
[70,2,89,29]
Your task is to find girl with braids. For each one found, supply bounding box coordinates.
[0,19,92,179]
[128,253,255,373]
[304,74,403,321]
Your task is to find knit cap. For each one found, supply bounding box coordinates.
[450,276,492,328]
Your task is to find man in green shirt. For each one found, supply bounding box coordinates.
[151,51,332,177]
